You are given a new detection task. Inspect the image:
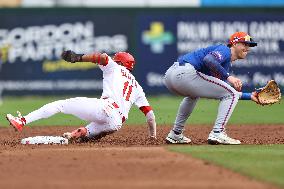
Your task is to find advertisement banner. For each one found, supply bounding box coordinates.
[137,12,284,94]
[0,10,134,95]
[1,9,284,96]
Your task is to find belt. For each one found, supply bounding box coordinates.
[178,61,190,66]
[102,97,126,123]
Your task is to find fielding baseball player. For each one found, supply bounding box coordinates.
[6,51,157,141]
[164,32,259,145]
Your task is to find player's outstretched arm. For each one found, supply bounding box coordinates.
[61,50,109,65]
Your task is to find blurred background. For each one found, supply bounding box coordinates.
[0,0,284,101]
[0,3,283,187]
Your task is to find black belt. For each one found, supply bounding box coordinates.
[178,61,189,66]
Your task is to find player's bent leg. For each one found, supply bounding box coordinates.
[212,91,240,133]
[23,100,67,124]
[57,97,105,122]
[50,97,109,123]
[208,90,241,145]
[6,99,67,131]
[164,64,241,145]
[165,97,197,144]
[9,97,105,132]
[173,97,199,131]
[184,72,241,144]
[25,97,108,124]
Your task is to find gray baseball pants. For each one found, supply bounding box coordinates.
[164,62,241,133]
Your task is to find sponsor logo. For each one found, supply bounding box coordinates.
[0,21,128,72]
[142,22,174,53]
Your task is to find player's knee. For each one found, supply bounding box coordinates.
[222,91,240,101]
[231,90,242,100]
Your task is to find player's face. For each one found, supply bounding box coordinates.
[235,43,250,59]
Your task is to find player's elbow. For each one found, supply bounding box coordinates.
[203,54,216,65]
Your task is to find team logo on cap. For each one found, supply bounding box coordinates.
[244,35,251,42]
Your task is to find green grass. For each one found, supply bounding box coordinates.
[0,95,283,127]
[131,95,284,125]
[169,145,284,188]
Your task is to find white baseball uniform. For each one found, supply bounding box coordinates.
[24,57,151,138]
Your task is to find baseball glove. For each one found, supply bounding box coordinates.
[256,80,281,106]
[61,50,83,63]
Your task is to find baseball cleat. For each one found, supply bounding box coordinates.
[6,111,26,132]
[207,131,241,145]
[165,130,191,144]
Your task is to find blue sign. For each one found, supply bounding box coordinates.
[137,13,284,94]
[1,9,284,96]
[0,11,134,95]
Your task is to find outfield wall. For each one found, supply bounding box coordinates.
[0,8,284,95]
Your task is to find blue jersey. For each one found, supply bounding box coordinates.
[177,44,231,81]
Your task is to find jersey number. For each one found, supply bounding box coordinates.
[123,81,133,101]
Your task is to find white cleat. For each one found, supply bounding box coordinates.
[166,130,191,144]
[207,131,241,145]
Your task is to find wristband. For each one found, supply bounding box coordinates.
[240,92,251,100]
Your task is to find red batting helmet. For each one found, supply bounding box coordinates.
[113,52,135,71]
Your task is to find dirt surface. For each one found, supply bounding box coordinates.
[0,125,283,189]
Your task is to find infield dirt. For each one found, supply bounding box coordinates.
[0,125,283,189]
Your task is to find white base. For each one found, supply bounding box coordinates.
[21,136,68,145]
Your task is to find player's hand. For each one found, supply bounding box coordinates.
[61,50,82,63]
[251,91,260,104]
[146,135,157,144]
[227,76,242,91]
[149,135,157,140]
